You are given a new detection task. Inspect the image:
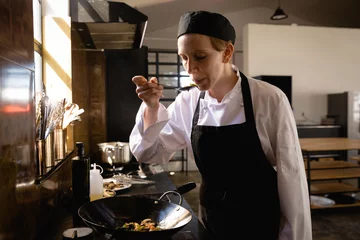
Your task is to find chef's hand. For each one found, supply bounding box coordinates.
[132,75,163,109]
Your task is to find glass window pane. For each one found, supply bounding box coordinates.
[33,0,42,43]
[34,51,43,118]
[148,52,156,62]
[162,89,178,99]
[34,51,43,94]
[158,76,178,87]
[180,76,192,87]
[161,100,173,108]
[173,150,183,159]
[180,65,186,73]
[158,53,177,63]
[148,64,156,75]
[159,65,178,75]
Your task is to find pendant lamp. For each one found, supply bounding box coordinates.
[270,0,288,20]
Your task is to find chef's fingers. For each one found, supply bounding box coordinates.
[136,86,163,100]
[135,81,163,95]
[136,85,163,108]
[149,76,158,84]
[132,75,148,86]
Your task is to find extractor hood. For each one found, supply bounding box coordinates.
[71,0,148,50]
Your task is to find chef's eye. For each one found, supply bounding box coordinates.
[195,55,206,61]
[179,55,188,61]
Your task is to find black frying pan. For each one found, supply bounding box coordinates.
[78,182,196,239]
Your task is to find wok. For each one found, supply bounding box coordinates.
[78,182,196,239]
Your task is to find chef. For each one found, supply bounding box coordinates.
[129,10,312,240]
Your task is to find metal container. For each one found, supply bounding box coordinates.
[54,128,67,160]
[97,142,132,167]
[45,132,55,168]
[36,140,46,176]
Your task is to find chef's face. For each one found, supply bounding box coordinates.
[177,34,227,91]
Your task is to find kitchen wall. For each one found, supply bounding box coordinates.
[0,0,77,239]
[243,23,360,124]
[0,0,71,239]
[71,29,107,158]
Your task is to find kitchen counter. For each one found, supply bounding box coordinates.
[37,163,208,240]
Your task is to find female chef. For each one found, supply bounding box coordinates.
[129,10,312,240]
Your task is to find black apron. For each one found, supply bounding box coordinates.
[191,72,280,239]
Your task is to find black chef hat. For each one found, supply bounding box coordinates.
[177,11,236,44]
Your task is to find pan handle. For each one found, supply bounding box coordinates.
[158,182,197,205]
[158,191,183,205]
[174,181,196,195]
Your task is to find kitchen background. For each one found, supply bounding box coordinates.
[0,0,359,239]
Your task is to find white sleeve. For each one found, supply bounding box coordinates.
[129,96,191,164]
[272,97,312,240]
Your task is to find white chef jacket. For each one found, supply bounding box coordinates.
[129,65,312,240]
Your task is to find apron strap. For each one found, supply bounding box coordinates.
[192,91,205,127]
[239,71,256,128]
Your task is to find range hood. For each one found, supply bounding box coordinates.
[71,0,148,50]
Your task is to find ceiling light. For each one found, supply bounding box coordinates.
[271,0,288,20]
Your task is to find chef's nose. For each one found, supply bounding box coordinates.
[186,59,198,74]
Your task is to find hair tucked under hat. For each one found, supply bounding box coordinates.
[177,11,236,44]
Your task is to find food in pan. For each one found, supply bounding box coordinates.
[118,218,162,232]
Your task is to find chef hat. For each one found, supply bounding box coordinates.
[177,11,236,44]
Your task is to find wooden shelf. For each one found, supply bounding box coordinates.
[304,160,360,170]
[309,168,360,180]
[300,138,360,151]
[301,138,360,210]
[310,182,359,194]
[311,201,360,209]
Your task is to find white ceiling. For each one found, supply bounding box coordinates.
[116,0,360,49]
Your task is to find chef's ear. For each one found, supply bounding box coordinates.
[223,42,234,63]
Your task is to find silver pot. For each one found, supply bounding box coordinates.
[97,142,132,167]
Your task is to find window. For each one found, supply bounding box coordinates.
[148,49,190,103]
[148,49,189,172]
[33,0,43,117]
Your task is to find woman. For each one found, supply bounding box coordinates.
[130,11,312,240]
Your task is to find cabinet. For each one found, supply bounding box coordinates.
[105,47,148,143]
[300,138,360,209]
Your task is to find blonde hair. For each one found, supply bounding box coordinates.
[210,37,233,63]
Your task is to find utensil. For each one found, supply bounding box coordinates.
[78,182,196,239]
[156,83,199,92]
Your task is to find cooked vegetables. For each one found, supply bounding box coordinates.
[118,218,161,232]
[103,189,116,198]
[103,181,124,190]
